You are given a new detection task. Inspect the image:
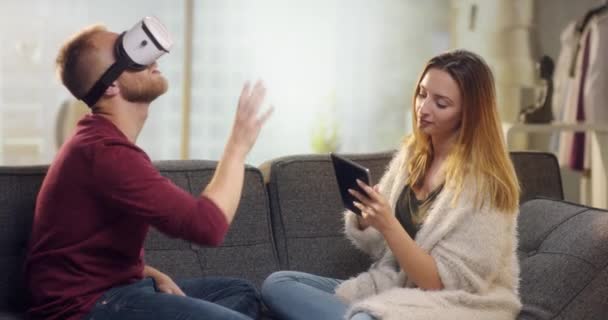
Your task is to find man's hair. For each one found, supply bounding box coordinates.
[56,25,108,99]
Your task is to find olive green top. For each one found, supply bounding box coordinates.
[395,184,444,239]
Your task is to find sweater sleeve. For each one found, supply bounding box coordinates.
[343,148,403,260]
[91,141,229,246]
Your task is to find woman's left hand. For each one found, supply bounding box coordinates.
[349,180,398,234]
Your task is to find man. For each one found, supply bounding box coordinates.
[24,18,272,320]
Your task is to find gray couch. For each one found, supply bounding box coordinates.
[1,151,607,319]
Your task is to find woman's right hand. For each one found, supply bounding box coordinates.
[226,81,274,158]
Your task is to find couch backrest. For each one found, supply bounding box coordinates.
[0,161,278,314]
[145,161,278,286]
[517,199,608,319]
[260,151,565,280]
[510,152,564,203]
[0,166,46,312]
[260,152,393,278]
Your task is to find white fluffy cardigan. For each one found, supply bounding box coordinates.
[336,147,522,320]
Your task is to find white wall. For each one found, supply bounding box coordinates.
[450,0,536,123]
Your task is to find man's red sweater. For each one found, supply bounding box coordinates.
[24,114,229,320]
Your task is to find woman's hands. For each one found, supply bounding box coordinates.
[350,181,444,290]
[349,180,398,234]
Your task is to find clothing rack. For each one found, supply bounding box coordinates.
[505,122,608,209]
[577,1,608,32]
[569,1,608,76]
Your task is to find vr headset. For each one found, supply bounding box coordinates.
[82,16,173,107]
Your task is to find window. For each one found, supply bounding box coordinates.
[0,0,450,165]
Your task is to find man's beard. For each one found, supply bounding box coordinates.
[119,72,168,104]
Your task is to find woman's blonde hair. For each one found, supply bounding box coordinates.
[405,50,520,213]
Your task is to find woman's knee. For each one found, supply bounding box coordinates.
[263,270,299,284]
[261,271,301,297]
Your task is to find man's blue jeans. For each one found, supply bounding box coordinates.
[261,271,375,320]
[83,277,260,320]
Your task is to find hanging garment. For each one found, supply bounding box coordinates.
[552,22,577,123]
[569,31,591,171]
[556,23,586,169]
[585,13,608,125]
[551,22,577,163]
[555,12,608,172]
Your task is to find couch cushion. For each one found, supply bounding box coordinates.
[260,152,393,278]
[517,198,608,319]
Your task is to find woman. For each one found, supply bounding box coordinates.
[261,50,522,320]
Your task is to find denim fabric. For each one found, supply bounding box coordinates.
[84,277,260,320]
[262,271,375,320]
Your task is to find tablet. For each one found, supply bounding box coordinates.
[330,153,372,216]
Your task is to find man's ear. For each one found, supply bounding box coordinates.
[103,81,120,97]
